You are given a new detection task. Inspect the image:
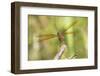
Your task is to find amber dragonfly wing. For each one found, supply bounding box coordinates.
[37,34,57,42]
[63,20,78,33]
[64,32,74,35]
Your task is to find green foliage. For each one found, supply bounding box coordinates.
[28,15,88,60]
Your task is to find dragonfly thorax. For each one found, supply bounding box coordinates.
[57,32,64,43]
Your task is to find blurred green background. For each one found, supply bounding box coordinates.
[28,15,88,60]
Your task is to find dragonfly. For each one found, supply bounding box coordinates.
[37,19,78,59]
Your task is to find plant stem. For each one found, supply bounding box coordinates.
[54,44,66,60]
